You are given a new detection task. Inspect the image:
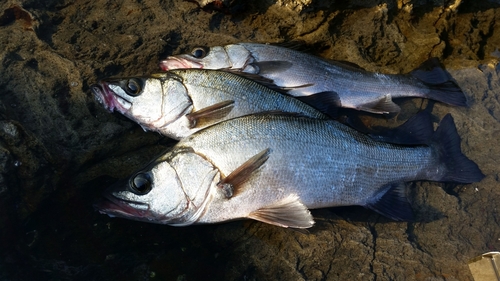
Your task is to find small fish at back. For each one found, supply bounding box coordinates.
[90,69,328,140]
[95,113,484,228]
[160,43,468,114]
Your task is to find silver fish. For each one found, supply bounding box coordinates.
[160,43,467,114]
[96,113,484,228]
[90,69,327,140]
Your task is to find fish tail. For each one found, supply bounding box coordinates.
[432,114,484,183]
[425,81,467,107]
[410,58,468,107]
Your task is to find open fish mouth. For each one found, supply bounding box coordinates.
[90,83,132,113]
[94,192,150,219]
[159,56,202,71]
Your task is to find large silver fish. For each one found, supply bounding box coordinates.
[96,113,484,228]
[90,69,327,140]
[159,43,467,114]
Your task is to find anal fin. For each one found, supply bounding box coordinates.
[217,148,270,198]
[365,183,414,221]
[359,94,401,114]
[186,100,234,128]
[248,194,315,228]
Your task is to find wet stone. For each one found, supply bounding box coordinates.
[0,0,499,280]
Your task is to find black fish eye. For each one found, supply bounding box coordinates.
[191,47,207,59]
[126,78,142,96]
[130,173,152,194]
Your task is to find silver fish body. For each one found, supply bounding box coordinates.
[90,69,327,140]
[96,114,484,228]
[160,43,467,114]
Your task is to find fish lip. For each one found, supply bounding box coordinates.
[91,82,117,112]
[91,82,132,113]
[94,191,150,219]
[159,56,203,71]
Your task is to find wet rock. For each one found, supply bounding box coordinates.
[0,0,499,280]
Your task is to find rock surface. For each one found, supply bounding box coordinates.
[1,0,499,280]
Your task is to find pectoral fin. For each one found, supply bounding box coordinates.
[186,100,234,128]
[252,61,294,74]
[359,94,400,114]
[217,148,270,198]
[248,194,315,228]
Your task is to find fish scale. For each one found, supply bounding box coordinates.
[97,114,484,228]
[160,43,468,115]
[180,115,435,210]
[91,69,328,140]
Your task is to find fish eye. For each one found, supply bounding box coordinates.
[130,173,152,195]
[125,78,142,96]
[191,47,207,59]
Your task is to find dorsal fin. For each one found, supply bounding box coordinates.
[221,69,290,94]
[367,110,435,145]
[273,40,309,52]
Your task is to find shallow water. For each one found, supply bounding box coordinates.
[0,0,499,280]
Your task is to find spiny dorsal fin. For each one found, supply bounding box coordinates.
[273,40,310,52]
[217,148,270,198]
[248,194,315,228]
[221,69,290,94]
[186,100,234,128]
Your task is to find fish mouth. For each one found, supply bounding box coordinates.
[94,191,151,220]
[159,56,203,71]
[90,83,132,113]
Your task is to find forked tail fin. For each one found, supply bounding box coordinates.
[433,114,484,183]
[410,58,468,107]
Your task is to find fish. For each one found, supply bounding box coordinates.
[90,69,327,140]
[95,113,484,228]
[159,43,468,114]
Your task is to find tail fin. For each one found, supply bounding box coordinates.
[433,114,485,183]
[410,58,468,107]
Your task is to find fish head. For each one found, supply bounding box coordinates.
[159,44,253,71]
[91,73,193,135]
[96,148,220,225]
